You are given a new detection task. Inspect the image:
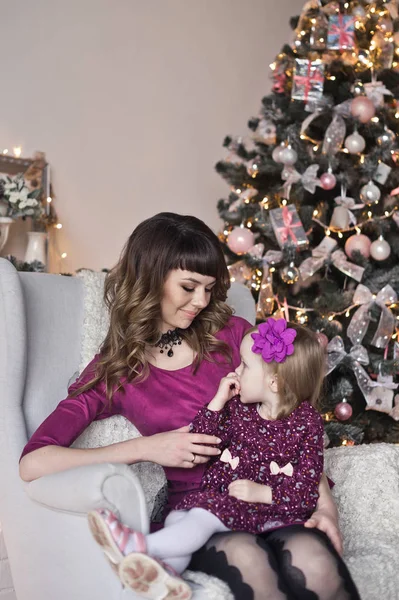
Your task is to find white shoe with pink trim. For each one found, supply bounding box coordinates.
[88,508,146,565]
[88,508,192,599]
[119,552,192,600]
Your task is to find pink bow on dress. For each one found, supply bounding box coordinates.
[270,461,294,477]
[220,448,240,470]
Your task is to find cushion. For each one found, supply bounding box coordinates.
[325,443,399,599]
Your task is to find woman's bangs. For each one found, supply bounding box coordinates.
[172,236,224,279]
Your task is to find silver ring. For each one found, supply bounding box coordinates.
[191,453,196,463]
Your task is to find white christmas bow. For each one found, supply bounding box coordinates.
[330,249,364,283]
[364,80,393,108]
[220,448,240,470]
[247,243,265,259]
[270,461,293,477]
[256,249,283,318]
[326,336,398,406]
[347,284,397,349]
[282,164,321,194]
[299,236,337,281]
[322,99,352,156]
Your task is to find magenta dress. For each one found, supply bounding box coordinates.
[175,398,324,534]
[20,316,251,512]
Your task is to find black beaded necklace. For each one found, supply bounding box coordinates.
[155,328,182,357]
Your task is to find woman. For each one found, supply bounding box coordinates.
[20,213,357,600]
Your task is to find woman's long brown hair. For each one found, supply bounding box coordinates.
[72,213,233,402]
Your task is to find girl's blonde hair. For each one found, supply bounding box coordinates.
[72,212,233,402]
[247,322,325,419]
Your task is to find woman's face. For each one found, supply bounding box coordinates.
[160,269,216,332]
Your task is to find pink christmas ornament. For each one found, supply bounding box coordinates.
[350,96,376,123]
[344,233,371,259]
[370,236,391,261]
[316,332,329,348]
[320,172,337,190]
[334,400,353,421]
[227,226,255,255]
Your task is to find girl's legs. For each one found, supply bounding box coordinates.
[145,508,229,574]
[189,525,360,600]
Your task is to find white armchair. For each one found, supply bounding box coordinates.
[0,258,255,600]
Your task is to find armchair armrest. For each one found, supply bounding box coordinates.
[25,462,150,534]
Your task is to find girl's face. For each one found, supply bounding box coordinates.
[235,334,271,403]
[235,333,278,404]
[160,269,216,333]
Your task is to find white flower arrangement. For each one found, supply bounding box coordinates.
[0,173,43,219]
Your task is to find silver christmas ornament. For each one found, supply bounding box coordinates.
[377,128,396,148]
[344,131,366,154]
[359,181,381,205]
[370,236,391,261]
[280,262,300,284]
[280,145,298,166]
[272,143,286,164]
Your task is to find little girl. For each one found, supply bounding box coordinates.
[89,318,325,600]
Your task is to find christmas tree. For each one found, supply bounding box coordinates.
[216,0,399,447]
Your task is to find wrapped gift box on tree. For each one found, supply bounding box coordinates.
[327,15,356,50]
[269,204,308,249]
[291,58,324,103]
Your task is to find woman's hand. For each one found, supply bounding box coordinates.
[207,372,241,411]
[305,508,343,556]
[140,425,221,469]
[306,473,343,555]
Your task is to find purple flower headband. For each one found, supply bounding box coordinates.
[251,318,297,363]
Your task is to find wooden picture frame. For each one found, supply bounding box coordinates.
[0,151,49,201]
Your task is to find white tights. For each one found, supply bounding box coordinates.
[142,508,228,574]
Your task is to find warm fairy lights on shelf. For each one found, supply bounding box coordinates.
[1,147,23,157]
[0,145,68,264]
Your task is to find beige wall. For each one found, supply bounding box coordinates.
[1,0,304,272]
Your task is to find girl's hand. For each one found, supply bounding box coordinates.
[228,480,272,504]
[141,425,221,469]
[207,372,241,411]
[305,509,343,556]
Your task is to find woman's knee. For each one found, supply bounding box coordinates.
[211,532,266,569]
[271,528,344,595]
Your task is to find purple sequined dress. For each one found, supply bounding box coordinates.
[175,398,324,534]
